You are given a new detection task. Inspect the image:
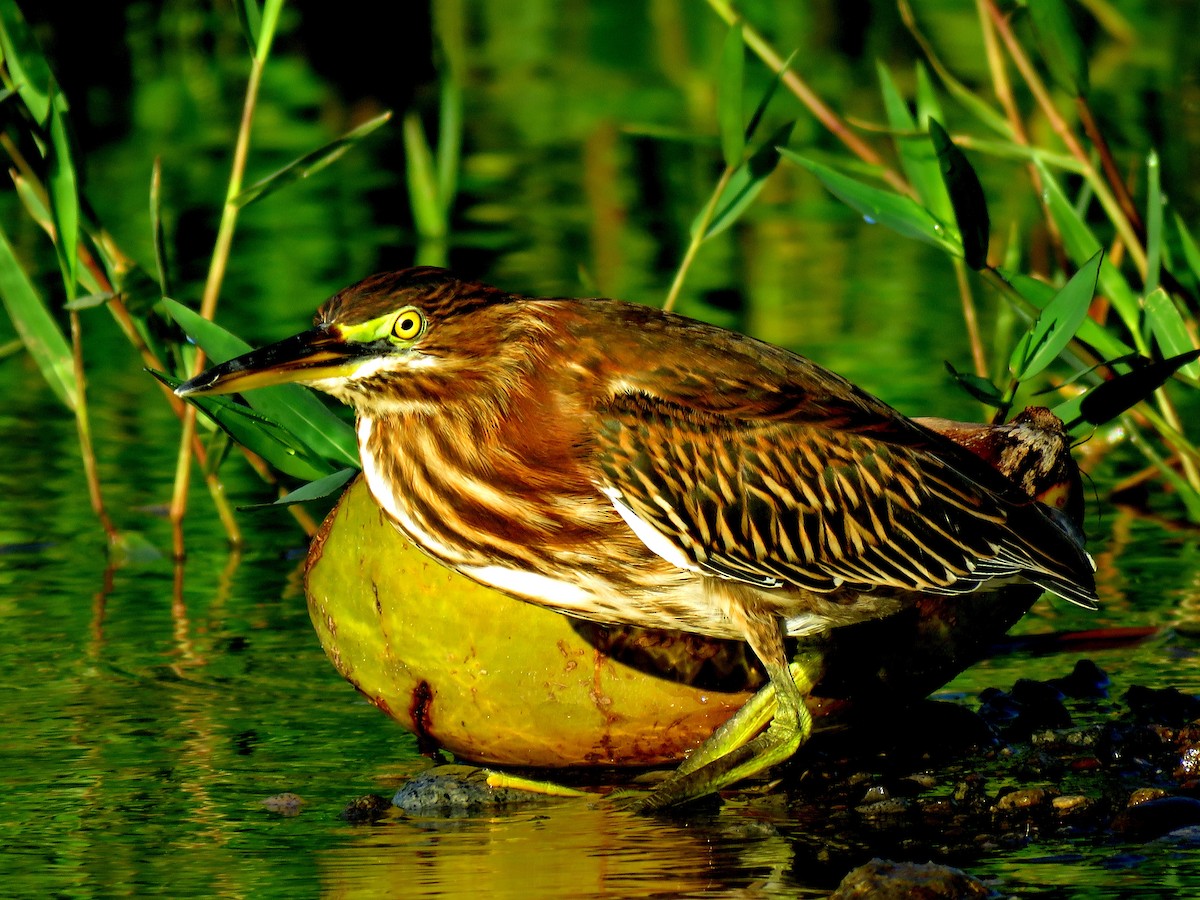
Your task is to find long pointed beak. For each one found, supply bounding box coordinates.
[175,326,373,397]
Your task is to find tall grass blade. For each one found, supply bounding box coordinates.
[0,228,77,409]
[1034,160,1139,323]
[234,0,262,55]
[404,110,443,238]
[1173,213,1200,282]
[435,77,462,217]
[46,91,79,291]
[877,62,950,220]
[0,0,53,122]
[1145,149,1162,293]
[150,158,172,299]
[1027,0,1089,96]
[231,111,392,208]
[718,24,746,167]
[1144,288,1200,380]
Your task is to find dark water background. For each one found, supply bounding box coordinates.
[2,1,1199,895]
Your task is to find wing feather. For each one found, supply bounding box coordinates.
[594,392,1096,608]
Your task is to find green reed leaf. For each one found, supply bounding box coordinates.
[0,0,54,123]
[1026,0,1089,96]
[877,62,951,221]
[783,150,961,256]
[1034,160,1139,324]
[914,61,944,127]
[718,24,746,168]
[153,371,334,482]
[232,111,392,209]
[0,227,77,409]
[745,49,795,149]
[1004,269,1132,361]
[1076,350,1200,427]
[1010,249,1101,380]
[944,361,1004,406]
[163,299,359,469]
[261,467,358,508]
[702,121,794,240]
[1144,288,1200,381]
[46,90,79,291]
[929,119,989,269]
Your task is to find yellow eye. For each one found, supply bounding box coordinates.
[391,309,425,342]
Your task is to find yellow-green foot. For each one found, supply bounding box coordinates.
[621,649,822,814]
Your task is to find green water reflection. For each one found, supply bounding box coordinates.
[2,1,1199,896]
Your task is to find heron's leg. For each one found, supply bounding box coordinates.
[628,614,823,814]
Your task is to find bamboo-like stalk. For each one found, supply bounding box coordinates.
[953,257,988,380]
[169,2,285,558]
[703,0,910,196]
[974,0,1068,273]
[984,0,1146,278]
[69,309,119,544]
[663,165,736,312]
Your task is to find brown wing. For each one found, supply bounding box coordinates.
[593,392,1097,608]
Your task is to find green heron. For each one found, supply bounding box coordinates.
[177,267,1098,811]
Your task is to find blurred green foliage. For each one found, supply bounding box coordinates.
[1,0,1198,543]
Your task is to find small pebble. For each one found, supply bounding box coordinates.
[261,792,305,815]
[339,793,392,823]
[995,787,1052,811]
[1128,788,1168,807]
[1052,795,1092,816]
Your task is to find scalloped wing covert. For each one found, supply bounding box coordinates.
[594,392,1097,608]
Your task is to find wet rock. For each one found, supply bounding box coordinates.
[977,680,1071,741]
[1051,794,1093,818]
[1124,685,1200,727]
[1030,725,1101,754]
[855,797,912,819]
[900,773,938,793]
[1096,720,1167,770]
[830,858,991,899]
[1048,659,1110,699]
[977,687,1022,731]
[392,765,563,814]
[1109,796,1200,840]
[1128,788,1168,806]
[951,775,989,812]
[339,793,392,823]
[1010,679,1073,729]
[1154,824,1200,846]
[994,787,1054,812]
[859,784,892,804]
